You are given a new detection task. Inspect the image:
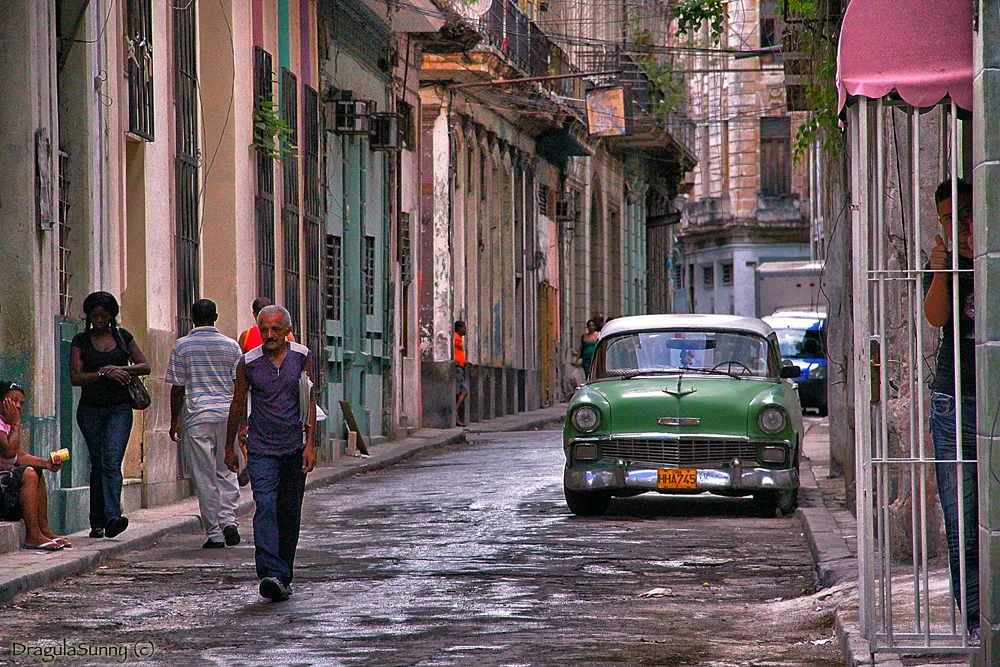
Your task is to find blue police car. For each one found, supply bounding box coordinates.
[763,309,827,416]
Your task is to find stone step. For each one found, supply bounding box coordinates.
[0,521,25,555]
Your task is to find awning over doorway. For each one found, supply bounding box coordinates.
[836,0,973,112]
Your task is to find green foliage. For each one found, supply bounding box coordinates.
[638,55,687,120]
[673,0,727,44]
[778,0,845,161]
[253,98,294,160]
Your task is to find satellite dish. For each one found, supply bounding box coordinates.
[467,0,492,18]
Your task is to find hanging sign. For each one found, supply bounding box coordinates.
[586,86,632,137]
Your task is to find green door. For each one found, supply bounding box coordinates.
[327,133,385,442]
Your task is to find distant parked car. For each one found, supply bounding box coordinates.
[562,314,804,518]
[763,309,827,416]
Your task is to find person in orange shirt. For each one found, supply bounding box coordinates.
[454,321,468,427]
[238,297,295,353]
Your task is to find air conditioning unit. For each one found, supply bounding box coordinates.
[370,113,400,151]
[555,194,575,221]
[334,98,375,135]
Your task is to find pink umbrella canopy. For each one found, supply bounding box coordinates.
[836,0,973,112]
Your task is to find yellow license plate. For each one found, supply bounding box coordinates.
[658,469,697,490]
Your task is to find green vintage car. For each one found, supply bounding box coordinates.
[563,314,804,517]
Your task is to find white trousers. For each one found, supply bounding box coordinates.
[184,421,239,541]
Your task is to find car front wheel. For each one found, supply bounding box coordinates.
[564,487,611,517]
[753,488,798,517]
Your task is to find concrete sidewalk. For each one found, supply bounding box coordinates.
[0,404,568,605]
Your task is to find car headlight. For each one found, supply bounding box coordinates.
[573,443,599,460]
[758,406,787,434]
[572,405,601,432]
[808,363,826,379]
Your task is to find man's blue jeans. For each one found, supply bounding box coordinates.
[248,450,306,585]
[77,403,133,530]
[929,392,979,632]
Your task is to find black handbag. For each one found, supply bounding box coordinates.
[126,376,151,411]
[113,329,151,410]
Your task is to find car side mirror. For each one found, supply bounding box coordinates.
[780,364,801,379]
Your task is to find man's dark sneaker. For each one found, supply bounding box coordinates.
[259,577,290,602]
[223,525,241,546]
[89,527,104,538]
[104,516,129,538]
[202,539,225,549]
[237,468,250,487]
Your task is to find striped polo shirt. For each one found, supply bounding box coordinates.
[165,326,242,427]
[243,341,310,456]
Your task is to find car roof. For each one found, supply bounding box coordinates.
[763,315,824,330]
[598,314,775,340]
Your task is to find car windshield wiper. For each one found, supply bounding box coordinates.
[617,369,684,380]
[679,366,742,379]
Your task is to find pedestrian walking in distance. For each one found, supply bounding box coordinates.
[225,305,317,602]
[165,299,243,549]
[454,321,468,427]
[69,291,151,540]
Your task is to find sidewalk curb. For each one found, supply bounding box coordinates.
[0,407,566,605]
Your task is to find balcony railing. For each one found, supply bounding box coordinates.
[480,0,550,78]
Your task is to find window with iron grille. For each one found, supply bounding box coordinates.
[281,69,300,334]
[254,47,275,301]
[125,0,154,140]
[363,235,375,316]
[722,262,734,285]
[703,265,714,287]
[174,0,199,334]
[398,212,412,284]
[303,86,323,381]
[325,234,342,321]
[58,149,73,318]
[673,262,683,289]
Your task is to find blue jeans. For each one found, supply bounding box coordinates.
[248,450,306,585]
[77,403,134,530]
[929,392,979,632]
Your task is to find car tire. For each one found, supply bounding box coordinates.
[753,488,798,517]
[564,487,611,517]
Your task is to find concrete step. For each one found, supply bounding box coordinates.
[0,521,25,555]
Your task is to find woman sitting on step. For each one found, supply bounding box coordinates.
[0,381,69,551]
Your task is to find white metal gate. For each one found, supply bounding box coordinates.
[849,96,977,655]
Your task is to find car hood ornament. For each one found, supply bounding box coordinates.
[664,374,697,396]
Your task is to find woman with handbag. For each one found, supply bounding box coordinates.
[69,291,151,539]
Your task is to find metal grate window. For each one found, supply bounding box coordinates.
[325,234,342,321]
[281,69,300,335]
[125,0,154,141]
[398,212,412,285]
[174,0,199,335]
[722,262,734,285]
[703,265,714,287]
[303,86,323,381]
[254,47,275,301]
[57,149,73,318]
[363,235,375,316]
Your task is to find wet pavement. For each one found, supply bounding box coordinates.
[0,428,843,666]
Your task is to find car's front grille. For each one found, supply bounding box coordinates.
[600,438,763,467]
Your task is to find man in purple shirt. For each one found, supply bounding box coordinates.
[225,305,317,602]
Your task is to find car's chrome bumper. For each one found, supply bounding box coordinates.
[564,458,799,494]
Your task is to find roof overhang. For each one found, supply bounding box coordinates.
[836,0,973,112]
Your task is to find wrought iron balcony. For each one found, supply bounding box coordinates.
[479,0,552,79]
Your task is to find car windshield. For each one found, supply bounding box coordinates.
[774,328,824,359]
[593,330,776,379]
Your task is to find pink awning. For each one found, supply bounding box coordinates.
[836,0,973,112]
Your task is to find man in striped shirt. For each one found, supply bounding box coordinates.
[166,299,243,549]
